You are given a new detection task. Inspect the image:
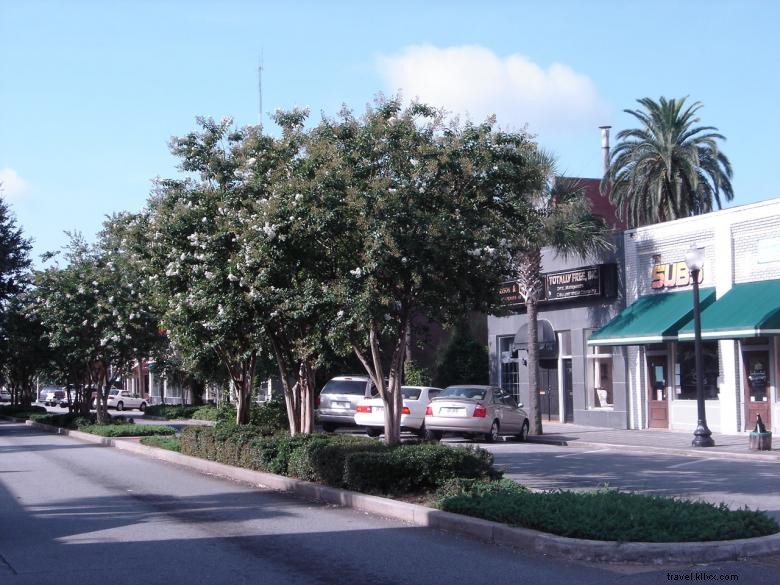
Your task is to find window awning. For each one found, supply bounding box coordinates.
[678,280,780,340]
[587,288,715,346]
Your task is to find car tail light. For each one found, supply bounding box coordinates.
[425,405,433,416]
[356,405,372,413]
[473,404,487,417]
[401,406,410,415]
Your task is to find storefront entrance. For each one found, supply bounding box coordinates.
[563,358,573,422]
[647,355,669,428]
[743,349,771,430]
[539,359,559,421]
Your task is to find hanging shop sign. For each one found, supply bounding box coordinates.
[650,261,704,290]
[499,264,617,307]
[545,265,604,302]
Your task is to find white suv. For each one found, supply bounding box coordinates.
[95,389,148,412]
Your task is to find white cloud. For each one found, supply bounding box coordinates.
[376,45,608,137]
[0,168,31,201]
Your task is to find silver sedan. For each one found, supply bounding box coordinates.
[424,385,529,442]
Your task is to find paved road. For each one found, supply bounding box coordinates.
[2,422,780,585]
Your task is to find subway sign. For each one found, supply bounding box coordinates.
[650,261,704,290]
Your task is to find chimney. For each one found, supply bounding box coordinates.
[599,125,611,176]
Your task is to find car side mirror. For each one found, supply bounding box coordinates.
[517,402,524,408]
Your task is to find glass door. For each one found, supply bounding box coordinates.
[744,350,771,430]
[647,355,669,428]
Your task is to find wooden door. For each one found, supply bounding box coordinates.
[744,351,771,430]
[647,356,669,428]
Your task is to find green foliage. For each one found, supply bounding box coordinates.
[29,411,94,429]
[0,404,47,418]
[343,443,500,494]
[403,361,430,386]
[287,435,386,486]
[605,96,734,228]
[78,424,176,437]
[140,435,181,451]
[434,323,489,387]
[434,477,528,500]
[144,404,204,420]
[438,487,779,542]
[250,397,289,433]
[190,405,220,421]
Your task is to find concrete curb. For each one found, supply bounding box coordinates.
[14,418,780,564]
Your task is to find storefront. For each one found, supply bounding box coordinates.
[589,198,780,433]
[488,236,630,429]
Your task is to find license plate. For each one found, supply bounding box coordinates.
[373,406,383,413]
[332,401,350,409]
[441,407,463,415]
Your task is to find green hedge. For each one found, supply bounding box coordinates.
[0,405,47,418]
[343,443,500,494]
[144,404,203,419]
[29,412,96,429]
[78,424,176,437]
[437,487,779,542]
[140,435,181,451]
[180,426,503,493]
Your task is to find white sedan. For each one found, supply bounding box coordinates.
[354,385,442,438]
[94,389,148,412]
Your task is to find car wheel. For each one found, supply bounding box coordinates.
[424,429,443,442]
[322,422,337,433]
[516,420,529,442]
[139,402,147,412]
[484,420,500,443]
[366,428,381,438]
[116,401,124,411]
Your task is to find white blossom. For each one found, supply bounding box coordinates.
[350,267,363,278]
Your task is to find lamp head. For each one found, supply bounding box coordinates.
[685,244,705,272]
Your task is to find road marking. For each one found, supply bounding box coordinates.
[555,449,610,458]
[667,459,713,469]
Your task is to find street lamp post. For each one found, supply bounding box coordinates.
[685,244,715,447]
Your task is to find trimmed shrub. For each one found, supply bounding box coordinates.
[78,424,176,437]
[144,404,202,420]
[29,412,94,429]
[140,435,181,451]
[434,477,527,500]
[190,405,219,421]
[343,443,501,494]
[287,435,386,486]
[0,405,47,418]
[250,397,289,434]
[437,488,780,542]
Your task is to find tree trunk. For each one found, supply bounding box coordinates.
[298,360,315,434]
[233,353,257,425]
[527,296,543,435]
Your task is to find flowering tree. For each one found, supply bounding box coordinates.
[32,222,162,423]
[318,97,540,444]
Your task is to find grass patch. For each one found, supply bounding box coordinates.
[437,484,779,542]
[78,423,176,437]
[140,435,181,451]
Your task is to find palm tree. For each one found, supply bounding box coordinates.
[603,96,733,228]
[515,152,614,435]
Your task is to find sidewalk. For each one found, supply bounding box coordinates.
[526,421,780,462]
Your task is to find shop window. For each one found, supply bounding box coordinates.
[498,335,519,401]
[586,336,613,409]
[674,342,720,400]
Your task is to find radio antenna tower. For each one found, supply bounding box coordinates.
[258,51,264,129]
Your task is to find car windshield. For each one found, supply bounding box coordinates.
[401,387,421,400]
[441,387,487,400]
[320,380,367,395]
[109,389,120,396]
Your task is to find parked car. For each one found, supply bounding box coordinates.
[44,387,67,407]
[316,375,378,432]
[354,385,442,438]
[424,385,529,443]
[93,389,148,412]
[0,387,11,402]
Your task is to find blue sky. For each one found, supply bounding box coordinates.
[2,0,778,261]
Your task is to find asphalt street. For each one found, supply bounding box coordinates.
[2,420,780,584]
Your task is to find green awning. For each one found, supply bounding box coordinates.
[587,288,715,346]
[678,280,780,340]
